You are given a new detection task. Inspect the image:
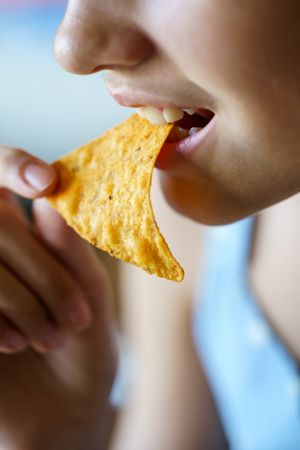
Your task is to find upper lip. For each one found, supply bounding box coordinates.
[106,87,202,112]
[104,69,216,113]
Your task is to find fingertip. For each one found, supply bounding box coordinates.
[65,299,93,332]
[0,330,29,354]
[0,147,58,199]
[22,162,58,197]
[34,324,65,348]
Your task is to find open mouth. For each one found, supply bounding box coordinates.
[166,109,214,142]
[136,105,214,142]
[134,104,216,169]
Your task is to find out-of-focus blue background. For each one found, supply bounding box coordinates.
[0,0,130,161]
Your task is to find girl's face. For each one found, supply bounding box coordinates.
[56,0,300,224]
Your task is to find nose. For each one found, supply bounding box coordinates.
[55,1,154,75]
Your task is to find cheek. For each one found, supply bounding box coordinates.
[147,3,239,84]
[144,0,300,223]
[159,119,300,225]
[151,1,292,107]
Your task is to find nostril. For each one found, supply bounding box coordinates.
[91,65,127,74]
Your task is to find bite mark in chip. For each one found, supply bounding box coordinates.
[47,114,184,282]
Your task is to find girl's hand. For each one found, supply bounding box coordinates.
[0,146,118,448]
[0,145,94,353]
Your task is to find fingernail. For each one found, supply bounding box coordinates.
[23,163,56,191]
[4,330,27,350]
[66,302,92,330]
[36,325,64,349]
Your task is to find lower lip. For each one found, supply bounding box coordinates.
[155,116,215,171]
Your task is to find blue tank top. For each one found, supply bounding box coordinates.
[193,217,300,450]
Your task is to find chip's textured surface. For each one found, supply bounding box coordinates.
[47,114,184,281]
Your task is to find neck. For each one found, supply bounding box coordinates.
[249,193,300,361]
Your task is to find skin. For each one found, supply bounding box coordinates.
[0,153,117,449]
[56,0,300,225]
[0,0,299,448]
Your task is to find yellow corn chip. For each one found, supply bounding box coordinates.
[47,114,184,282]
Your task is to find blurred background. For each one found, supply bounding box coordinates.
[0,0,130,159]
[0,0,204,402]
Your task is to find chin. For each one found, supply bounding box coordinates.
[159,173,256,226]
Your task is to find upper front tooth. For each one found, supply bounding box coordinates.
[136,107,147,119]
[183,108,198,115]
[163,107,184,123]
[143,106,167,125]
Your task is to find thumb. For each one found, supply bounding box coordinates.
[33,198,113,313]
[0,146,57,198]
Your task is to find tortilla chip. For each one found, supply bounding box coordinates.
[47,114,184,282]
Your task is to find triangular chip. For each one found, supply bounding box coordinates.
[47,114,184,282]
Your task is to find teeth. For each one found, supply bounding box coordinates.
[183,108,198,115]
[189,127,203,136]
[136,106,198,126]
[136,107,147,119]
[162,107,184,123]
[142,106,167,125]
